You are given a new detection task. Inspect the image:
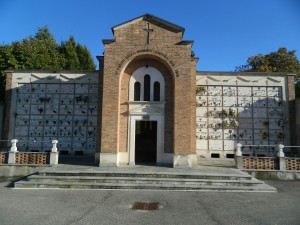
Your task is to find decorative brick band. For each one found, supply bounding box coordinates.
[286,158,300,170]
[0,152,7,164]
[15,152,49,164]
[243,157,275,170]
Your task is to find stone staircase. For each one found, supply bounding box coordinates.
[14,167,277,192]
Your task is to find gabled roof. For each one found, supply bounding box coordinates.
[112,13,185,36]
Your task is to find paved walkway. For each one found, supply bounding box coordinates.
[1,179,299,225]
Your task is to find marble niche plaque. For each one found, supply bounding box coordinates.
[223,87,236,96]
[58,138,72,148]
[87,127,97,137]
[29,126,43,137]
[88,105,97,115]
[59,105,74,115]
[208,129,222,140]
[58,127,73,137]
[59,84,74,94]
[208,96,222,107]
[17,104,30,114]
[29,115,43,126]
[209,140,223,150]
[237,107,252,117]
[253,118,267,129]
[18,83,32,93]
[89,94,98,104]
[75,84,89,94]
[28,137,42,148]
[237,118,253,129]
[45,104,59,114]
[196,118,207,128]
[237,87,252,96]
[223,140,235,150]
[208,118,222,128]
[196,140,208,150]
[268,97,281,107]
[223,129,238,139]
[207,86,222,96]
[18,94,31,104]
[196,108,208,117]
[89,84,98,94]
[72,142,84,148]
[252,97,268,107]
[238,129,253,140]
[43,126,57,137]
[267,87,281,97]
[73,116,88,126]
[87,138,97,149]
[31,83,46,93]
[268,108,283,118]
[238,97,252,107]
[88,117,97,126]
[15,126,29,136]
[253,108,267,118]
[59,116,73,126]
[46,84,60,93]
[196,96,207,107]
[74,104,88,115]
[73,127,87,137]
[16,115,30,125]
[31,105,45,114]
[268,119,282,129]
[223,97,237,107]
[60,95,74,105]
[254,130,267,140]
[252,87,266,96]
[31,94,43,104]
[196,129,208,140]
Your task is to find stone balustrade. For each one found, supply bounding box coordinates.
[1,139,59,165]
[235,143,300,170]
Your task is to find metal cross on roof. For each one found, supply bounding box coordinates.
[143,22,153,45]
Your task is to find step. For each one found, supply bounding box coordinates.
[38,171,252,181]
[14,180,277,192]
[198,159,236,168]
[14,167,277,192]
[26,175,262,186]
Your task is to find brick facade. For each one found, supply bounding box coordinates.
[97,14,197,166]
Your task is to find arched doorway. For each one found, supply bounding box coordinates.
[127,67,165,165]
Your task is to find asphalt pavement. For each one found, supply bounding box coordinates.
[0,180,299,225]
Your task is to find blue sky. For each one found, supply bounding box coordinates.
[0,0,299,71]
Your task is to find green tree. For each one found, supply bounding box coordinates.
[76,44,96,70]
[0,26,96,101]
[60,36,80,70]
[236,47,300,97]
[60,36,95,70]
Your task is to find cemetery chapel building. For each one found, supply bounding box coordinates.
[2,14,297,167]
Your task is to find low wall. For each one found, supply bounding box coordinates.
[244,170,300,181]
[0,165,50,179]
[296,99,300,155]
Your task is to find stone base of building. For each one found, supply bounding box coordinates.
[173,154,197,168]
[98,153,119,167]
[97,152,197,168]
